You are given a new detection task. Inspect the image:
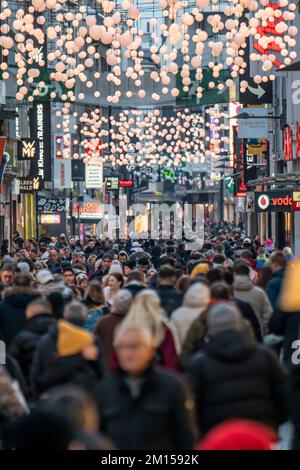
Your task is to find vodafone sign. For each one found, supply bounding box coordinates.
[255,191,293,212]
[257,194,270,210]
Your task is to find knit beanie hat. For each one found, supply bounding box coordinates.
[57,320,93,357]
[198,419,277,450]
[109,260,123,275]
[191,263,209,277]
[207,302,243,335]
[112,289,133,315]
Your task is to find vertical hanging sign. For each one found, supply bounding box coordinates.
[29,101,52,181]
[29,24,52,182]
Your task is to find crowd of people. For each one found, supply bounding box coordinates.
[0,227,299,450]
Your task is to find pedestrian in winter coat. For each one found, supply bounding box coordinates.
[180,282,263,369]
[256,247,270,271]
[83,281,109,332]
[103,273,124,308]
[121,290,180,372]
[33,320,102,395]
[9,299,55,385]
[0,273,40,347]
[268,308,300,366]
[46,386,114,450]
[210,281,262,342]
[156,265,183,317]
[96,325,196,450]
[124,270,146,298]
[233,262,273,334]
[90,254,114,282]
[187,303,287,435]
[94,289,133,369]
[30,301,88,396]
[170,283,211,353]
[266,251,287,309]
[288,363,300,449]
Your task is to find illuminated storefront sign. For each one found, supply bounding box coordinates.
[255,191,293,212]
[40,214,61,224]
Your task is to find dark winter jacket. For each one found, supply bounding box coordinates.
[46,261,62,274]
[90,267,109,282]
[288,364,300,449]
[156,285,183,317]
[187,330,287,434]
[36,353,103,395]
[9,314,56,383]
[234,298,262,342]
[0,288,40,346]
[124,283,145,298]
[269,308,300,365]
[96,366,196,450]
[30,323,58,394]
[180,299,262,369]
[266,268,285,309]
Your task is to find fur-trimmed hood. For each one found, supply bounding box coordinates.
[1,287,40,307]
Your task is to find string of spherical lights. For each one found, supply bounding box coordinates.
[0,0,297,104]
[55,105,229,169]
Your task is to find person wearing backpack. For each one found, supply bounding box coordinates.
[83,282,109,332]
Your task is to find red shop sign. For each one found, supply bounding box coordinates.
[283,126,293,161]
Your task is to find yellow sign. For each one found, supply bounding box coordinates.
[247,142,267,155]
[293,191,300,202]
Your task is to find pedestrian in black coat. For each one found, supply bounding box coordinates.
[155,265,183,317]
[0,276,40,347]
[9,299,55,384]
[187,303,287,435]
[269,307,300,366]
[266,252,287,309]
[30,301,89,395]
[288,363,300,450]
[34,320,102,396]
[96,325,196,450]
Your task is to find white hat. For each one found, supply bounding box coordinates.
[17,262,30,273]
[109,261,123,275]
[132,241,141,248]
[36,269,54,285]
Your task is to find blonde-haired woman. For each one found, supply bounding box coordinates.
[121,289,180,372]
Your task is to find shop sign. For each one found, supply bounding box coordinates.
[29,101,52,181]
[105,177,119,190]
[18,139,39,161]
[40,214,61,224]
[255,191,293,212]
[72,202,103,219]
[120,180,133,187]
[85,164,103,189]
[283,125,293,161]
[19,176,42,193]
[238,108,269,139]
